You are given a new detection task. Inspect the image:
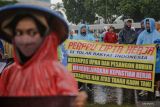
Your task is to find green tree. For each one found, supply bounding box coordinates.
[83,0,96,24]
[63,0,160,24]
[140,0,160,20]
[63,0,95,24]
[118,0,160,22]
[94,0,121,23]
[63,0,77,23]
[0,0,17,7]
[118,0,144,22]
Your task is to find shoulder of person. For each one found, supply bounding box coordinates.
[138,30,146,38]
[0,62,15,76]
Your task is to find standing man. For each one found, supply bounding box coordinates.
[118,19,138,104]
[137,18,160,100]
[68,29,76,40]
[118,19,137,44]
[74,23,95,102]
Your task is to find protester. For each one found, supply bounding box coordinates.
[0,39,6,75]
[137,18,160,45]
[156,22,160,32]
[118,19,137,44]
[137,18,160,100]
[137,20,145,36]
[92,29,107,104]
[88,26,98,41]
[0,4,87,107]
[0,40,4,59]
[103,26,108,34]
[93,31,101,42]
[93,25,117,105]
[60,29,76,66]
[74,23,95,102]
[103,25,118,43]
[118,19,137,104]
[135,19,146,100]
[68,29,76,40]
[75,24,95,41]
[97,25,118,105]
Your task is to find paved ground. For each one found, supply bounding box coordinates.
[86,101,160,107]
[136,101,160,107]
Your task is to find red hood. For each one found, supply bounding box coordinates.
[0,32,78,96]
[13,32,59,68]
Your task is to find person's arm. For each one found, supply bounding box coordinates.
[74,91,88,107]
[114,33,118,43]
[56,68,78,95]
[136,33,143,45]
[103,33,107,43]
[55,64,87,107]
[89,34,95,41]
[0,77,4,95]
[118,30,124,44]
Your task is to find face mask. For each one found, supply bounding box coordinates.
[81,32,86,36]
[127,25,131,28]
[125,24,131,30]
[147,29,151,33]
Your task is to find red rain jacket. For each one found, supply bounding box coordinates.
[0,32,78,96]
[103,32,118,43]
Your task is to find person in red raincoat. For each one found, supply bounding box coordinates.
[103,25,118,43]
[0,4,87,107]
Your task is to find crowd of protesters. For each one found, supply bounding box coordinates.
[59,18,160,105]
[1,4,160,106]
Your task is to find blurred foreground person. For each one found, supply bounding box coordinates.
[0,4,87,107]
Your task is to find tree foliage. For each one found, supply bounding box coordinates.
[94,0,121,23]
[118,0,160,22]
[63,0,160,24]
[0,0,17,7]
[62,0,95,24]
[83,0,96,24]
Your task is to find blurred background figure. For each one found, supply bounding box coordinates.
[68,29,76,40]
[103,25,118,43]
[137,20,145,36]
[75,24,95,41]
[0,40,4,59]
[156,22,160,32]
